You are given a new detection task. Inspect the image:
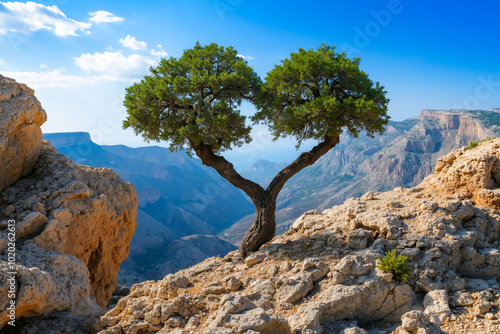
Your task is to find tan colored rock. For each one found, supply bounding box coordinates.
[450,291,474,307]
[0,141,137,326]
[213,306,289,333]
[421,138,500,210]
[395,310,441,334]
[225,276,242,291]
[0,75,47,192]
[0,243,102,325]
[341,327,368,334]
[423,290,451,325]
[248,279,275,299]
[288,279,414,332]
[355,211,401,239]
[245,252,265,268]
[276,274,313,303]
[17,211,47,239]
[290,209,333,232]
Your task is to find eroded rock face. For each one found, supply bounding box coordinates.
[0,243,102,326]
[0,75,47,193]
[0,141,138,326]
[422,138,500,211]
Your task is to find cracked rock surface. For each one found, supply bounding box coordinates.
[0,74,47,193]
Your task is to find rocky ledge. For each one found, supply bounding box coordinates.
[95,140,500,334]
[0,141,138,328]
[0,74,47,193]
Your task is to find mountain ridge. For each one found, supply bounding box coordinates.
[222,108,500,245]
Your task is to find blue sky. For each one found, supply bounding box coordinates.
[1,0,500,168]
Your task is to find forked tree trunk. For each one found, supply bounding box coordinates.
[239,195,276,258]
[191,135,339,259]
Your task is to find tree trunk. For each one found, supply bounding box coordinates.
[239,195,276,258]
[190,135,339,259]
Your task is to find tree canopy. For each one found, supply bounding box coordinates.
[124,42,261,154]
[123,42,389,258]
[254,44,389,147]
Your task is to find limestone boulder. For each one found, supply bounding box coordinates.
[0,243,101,326]
[0,142,138,326]
[421,138,500,210]
[0,75,47,192]
[423,290,451,325]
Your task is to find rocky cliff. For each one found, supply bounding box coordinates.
[0,75,47,193]
[44,132,92,148]
[422,139,500,210]
[0,141,138,327]
[94,139,500,334]
[0,76,138,329]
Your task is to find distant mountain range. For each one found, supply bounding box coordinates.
[221,109,500,244]
[43,132,254,284]
[241,159,287,187]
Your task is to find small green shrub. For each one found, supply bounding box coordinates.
[377,249,411,283]
[467,141,479,150]
[467,138,495,150]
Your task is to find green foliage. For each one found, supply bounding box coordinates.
[124,42,389,154]
[253,43,390,147]
[467,141,479,150]
[123,42,260,154]
[377,249,411,283]
[467,138,494,150]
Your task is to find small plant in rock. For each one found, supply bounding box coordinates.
[377,249,411,283]
[467,141,479,150]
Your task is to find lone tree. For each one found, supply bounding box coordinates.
[124,42,389,258]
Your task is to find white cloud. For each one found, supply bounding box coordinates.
[237,54,255,60]
[75,51,156,79]
[118,36,168,57]
[119,35,148,51]
[150,48,168,57]
[0,1,91,36]
[40,64,48,69]
[89,10,124,23]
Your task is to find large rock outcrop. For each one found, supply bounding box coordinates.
[422,138,500,210]
[0,75,47,192]
[0,140,138,327]
[95,142,500,333]
[0,75,138,331]
[420,110,486,143]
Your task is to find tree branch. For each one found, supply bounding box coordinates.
[190,141,267,204]
[266,134,340,200]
